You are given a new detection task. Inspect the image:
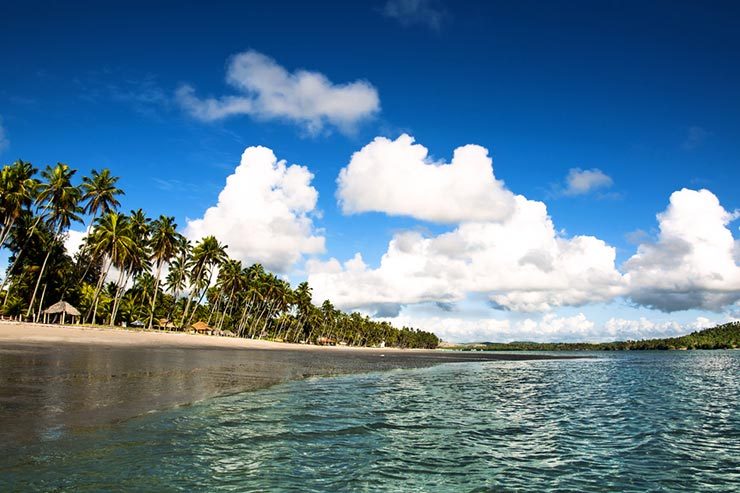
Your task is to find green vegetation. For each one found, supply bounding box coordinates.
[448,322,740,351]
[0,160,439,349]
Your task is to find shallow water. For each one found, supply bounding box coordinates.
[2,351,739,492]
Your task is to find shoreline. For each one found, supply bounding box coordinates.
[0,322,577,444]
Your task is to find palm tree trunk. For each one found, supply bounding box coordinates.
[89,256,113,324]
[147,262,163,330]
[179,263,205,328]
[26,247,54,319]
[109,267,126,326]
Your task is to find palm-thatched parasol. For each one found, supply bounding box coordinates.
[43,301,81,324]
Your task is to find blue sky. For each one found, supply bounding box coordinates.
[1,0,739,341]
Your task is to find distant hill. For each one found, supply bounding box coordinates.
[447,322,740,351]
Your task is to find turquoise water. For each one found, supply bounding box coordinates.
[2,351,739,492]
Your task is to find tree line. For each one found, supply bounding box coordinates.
[0,160,439,349]
[450,322,740,351]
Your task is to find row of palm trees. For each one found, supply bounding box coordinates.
[0,160,439,349]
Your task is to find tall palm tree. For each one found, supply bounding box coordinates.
[147,216,180,329]
[26,163,83,318]
[78,168,124,273]
[0,160,38,250]
[85,212,135,324]
[179,236,227,328]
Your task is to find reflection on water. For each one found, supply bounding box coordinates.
[0,341,549,445]
[1,351,738,491]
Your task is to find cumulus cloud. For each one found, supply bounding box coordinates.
[185,145,325,273]
[383,0,447,30]
[624,188,740,312]
[0,116,9,153]
[176,50,380,134]
[562,167,613,196]
[310,193,626,312]
[337,134,516,223]
[316,135,740,322]
[382,308,723,343]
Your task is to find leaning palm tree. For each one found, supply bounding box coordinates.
[26,163,83,319]
[147,215,180,329]
[85,211,135,324]
[179,235,227,328]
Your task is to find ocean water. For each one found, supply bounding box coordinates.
[2,351,738,492]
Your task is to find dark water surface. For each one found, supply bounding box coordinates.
[1,350,738,492]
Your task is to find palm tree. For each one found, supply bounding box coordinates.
[26,163,83,319]
[81,169,124,219]
[179,235,227,328]
[78,168,124,274]
[213,259,243,330]
[0,160,38,250]
[147,215,180,329]
[85,212,135,324]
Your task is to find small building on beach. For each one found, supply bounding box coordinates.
[42,301,81,325]
[191,321,213,335]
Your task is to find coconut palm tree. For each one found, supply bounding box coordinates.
[179,235,227,328]
[0,160,38,250]
[26,163,83,319]
[81,169,124,219]
[78,168,124,273]
[85,212,135,324]
[147,215,180,329]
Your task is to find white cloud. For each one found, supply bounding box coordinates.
[563,168,613,196]
[317,136,740,322]
[380,306,725,343]
[624,188,740,312]
[185,145,325,273]
[337,134,516,223]
[176,50,380,134]
[383,0,447,30]
[310,193,626,312]
[64,229,87,258]
[0,116,9,153]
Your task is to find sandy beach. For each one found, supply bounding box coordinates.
[0,322,571,444]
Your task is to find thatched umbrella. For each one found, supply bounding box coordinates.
[43,301,81,325]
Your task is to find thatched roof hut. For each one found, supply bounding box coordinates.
[42,301,81,324]
[191,321,212,334]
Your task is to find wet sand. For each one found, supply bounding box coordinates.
[0,322,574,444]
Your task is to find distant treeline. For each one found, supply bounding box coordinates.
[452,322,740,351]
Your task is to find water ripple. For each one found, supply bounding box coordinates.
[1,351,739,492]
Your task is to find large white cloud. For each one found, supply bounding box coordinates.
[315,136,740,320]
[382,310,718,343]
[310,193,626,312]
[624,188,740,311]
[337,134,516,223]
[185,145,325,273]
[176,50,380,134]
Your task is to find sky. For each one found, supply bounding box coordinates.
[1,0,739,342]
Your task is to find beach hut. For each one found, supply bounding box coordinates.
[191,321,213,335]
[42,301,81,325]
